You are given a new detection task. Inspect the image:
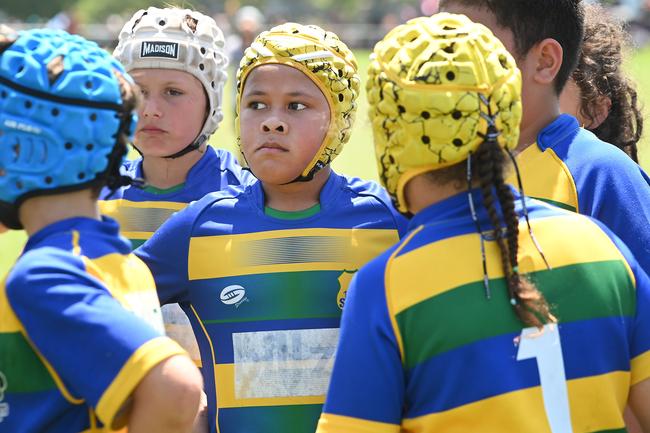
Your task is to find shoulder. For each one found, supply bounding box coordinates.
[335,173,408,232]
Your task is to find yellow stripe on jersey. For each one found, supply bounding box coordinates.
[188,228,399,280]
[401,371,628,433]
[508,143,579,210]
[214,363,326,408]
[96,336,186,428]
[631,350,650,386]
[99,199,186,237]
[388,215,633,315]
[317,413,400,433]
[0,281,21,333]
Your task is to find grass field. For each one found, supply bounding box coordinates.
[2,47,650,279]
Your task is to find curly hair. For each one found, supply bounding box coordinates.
[572,3,643,162]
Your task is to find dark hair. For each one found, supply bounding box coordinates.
[427,139,556,328]
[439,0,585,94]
[572,3,642,162]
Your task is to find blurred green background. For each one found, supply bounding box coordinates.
[2,47,650,279]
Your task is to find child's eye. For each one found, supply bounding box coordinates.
[288,102,307,111]
[166,88,183,96]
[249,101,267,110]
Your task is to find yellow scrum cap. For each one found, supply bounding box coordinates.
[236,23,360,180]
[367,13,522,212]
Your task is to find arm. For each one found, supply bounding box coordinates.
[628,379,650,432]
[127,354,203,433]
[317,253,404,433]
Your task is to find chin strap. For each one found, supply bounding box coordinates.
[163,135,207,159]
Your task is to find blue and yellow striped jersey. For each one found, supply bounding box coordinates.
[99,146,253,249]
[0,217,185,432]
[318,189,650,433]
[135,172,407,433]
[509,114,650,272]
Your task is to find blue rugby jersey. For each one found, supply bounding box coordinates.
[100,146,253,249]
[318,189,650,433]
[509,114,650,272]
[99,146,253,364]
[0,217,185,432]
[135,172,408,433]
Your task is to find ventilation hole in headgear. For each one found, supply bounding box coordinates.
[421,111,430,119]
[17,65,24,73]
[47,56,65,85]
[389,155,395,163]
[90,113,97,121]
[338,94,344,102]
[184,15,198,32]
[85,81,93,89]
[16,180,23,189]
[443,25,456,30]
[452,110,462,120]
[398,105,406,114]
[51,108,59,116]
[199,63,205,71]
[443,45,455,54]
[0,90,6,98]
[499,55,509,69]
[24,100,32,109]
[293,30,299,34]
[212,110,216,116]
[12,143,20,160]
[201,47,206,55]
[338,69,343,77]
[422,135,430,144]
[78,172,86,180]
[65,142,73,150]
[453,138,463,147]
[86,144,94,151]
[159,20,166,26]
[446,71,455,81]
[211,81,215,88]
[45,176,52,184]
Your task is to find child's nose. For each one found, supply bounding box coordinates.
[141,96,162,118]
[261,117,288,134]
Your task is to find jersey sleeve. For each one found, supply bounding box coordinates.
[317,250,404,433]
[6,250,185,428]
[573,149,650,273]
[135,202,195,305]
[589,218,650,386]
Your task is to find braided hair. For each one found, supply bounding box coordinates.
[473,134,556,328]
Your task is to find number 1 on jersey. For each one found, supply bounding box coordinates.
[517,324,574,433]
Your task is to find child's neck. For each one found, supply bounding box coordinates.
[142,147,204,189]
[19,189,100,236]
[515,98,561,154]
[262,166,331,212]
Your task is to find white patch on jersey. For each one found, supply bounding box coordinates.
[162,304,201,362]
[232,328,339,399]
[123,290,165,334]
[0,370,9,423]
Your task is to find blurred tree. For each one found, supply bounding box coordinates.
[1,0,75,20]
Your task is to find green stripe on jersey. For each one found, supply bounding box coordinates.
[0,332,56,392]
[219,403,322,432]
[396,260,634,369]
[530,196,577,212]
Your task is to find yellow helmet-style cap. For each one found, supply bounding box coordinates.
[367,13,522,212]
[236,22,360,180]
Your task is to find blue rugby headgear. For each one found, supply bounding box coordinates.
[0,29,138,229]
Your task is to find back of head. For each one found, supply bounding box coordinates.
[439,0,585,93]
[235,23,360,181]
[367,12,522,212]
[0,28,138,229]
[369,13,555,329]
[114,7,228,148]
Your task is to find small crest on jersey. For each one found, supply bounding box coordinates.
[140,41,179,59]
[221,285,249,308]
[336,269,357,310]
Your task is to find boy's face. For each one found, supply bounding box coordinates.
[239,64,331,184]
[130,69,207,158]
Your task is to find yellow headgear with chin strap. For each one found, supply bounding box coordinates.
[367,13,522,212]
[236,23,360,180]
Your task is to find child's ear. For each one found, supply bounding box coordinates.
[530,38,563,87]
